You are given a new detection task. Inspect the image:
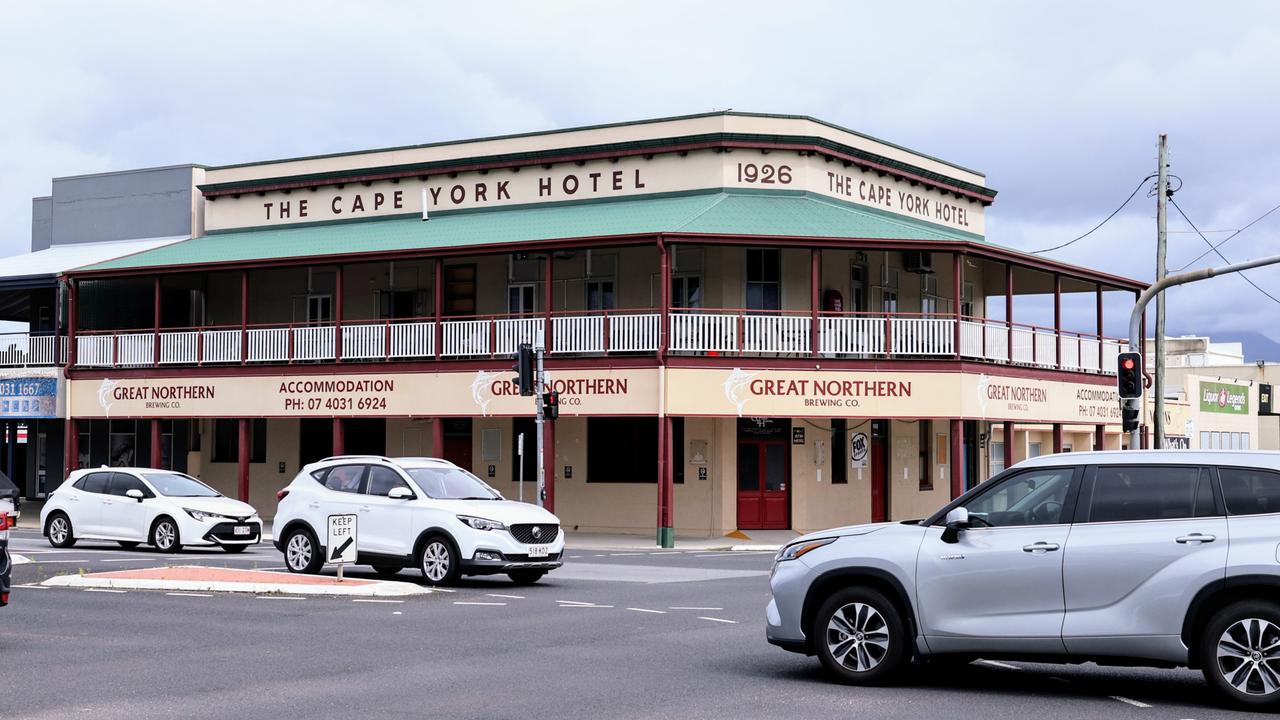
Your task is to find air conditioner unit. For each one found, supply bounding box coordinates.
[903,250,934,274]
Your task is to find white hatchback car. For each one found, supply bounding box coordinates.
[41,468,262,553]
[272,456,564,585]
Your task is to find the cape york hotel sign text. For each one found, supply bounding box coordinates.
[206,151,986,234]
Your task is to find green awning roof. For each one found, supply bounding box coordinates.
[81,189,983,272]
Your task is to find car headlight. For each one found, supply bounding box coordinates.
[775,537,837,562]
[457,515,507,532]
[184,508,231,522]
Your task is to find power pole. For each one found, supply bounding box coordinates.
[535,344,546,508]
[1153,134,1169,449]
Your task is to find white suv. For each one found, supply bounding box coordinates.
[272,456,564,586]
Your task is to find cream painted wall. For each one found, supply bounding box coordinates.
[789,419,874,533]
[888,420,952,520]
[193,418,300,519]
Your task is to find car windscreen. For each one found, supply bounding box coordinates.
[142,472,221,498]
[405,467,500,500]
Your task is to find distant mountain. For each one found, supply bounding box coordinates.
[1170,329,1280,363]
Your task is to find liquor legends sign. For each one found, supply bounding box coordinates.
[204,151,986,235]
[1200,381,1250,415]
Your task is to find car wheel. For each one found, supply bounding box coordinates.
[813,587,910,685]
[283,527,324,574]
[1200,600,1280,710]
[507,571,545,585]
[418,536,460,586]
[222,545,248,554]
[47,513,76,548]
[372,564,404,578]
[117,541,140,550]
[151,517,182,553]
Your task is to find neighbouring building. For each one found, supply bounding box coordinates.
[3,112,1147,541]
[1147,335,1275,450]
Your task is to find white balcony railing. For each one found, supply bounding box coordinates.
[0,333,64,367]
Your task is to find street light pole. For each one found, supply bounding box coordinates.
[1127,251,1280,448]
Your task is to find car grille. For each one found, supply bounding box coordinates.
[204,522,261,543]
[509,523,559,544]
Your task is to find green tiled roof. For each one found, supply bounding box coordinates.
[80,190,983,272]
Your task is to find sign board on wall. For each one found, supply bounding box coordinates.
[0,376,59,418]
[1200,381,1250,415]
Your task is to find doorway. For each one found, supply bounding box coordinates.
[441,418,473,471]
[736,418,790,530]
[870,420,890,522]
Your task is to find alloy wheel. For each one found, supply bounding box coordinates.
[50,517,69,544]
[155,522,176,550]
[1217,618,1280,696]
[286,533,313,571]
[422,541,450,582]
[826,602,891,672]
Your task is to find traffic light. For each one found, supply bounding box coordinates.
[1116,351,1143,399]
[512,343,534,396]
[1122,402,1140,433]
[542,390,560,420]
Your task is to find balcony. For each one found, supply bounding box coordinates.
[68,309,1123,374]
[0,332,66,368]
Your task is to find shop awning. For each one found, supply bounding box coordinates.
[79,190,982,272]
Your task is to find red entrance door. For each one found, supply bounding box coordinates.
[870,420,889,523]
[737,439,789,529]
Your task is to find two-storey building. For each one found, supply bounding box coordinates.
[15,112,1145,544]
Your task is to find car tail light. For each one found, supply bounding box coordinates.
[0,592,8,606]
[0,514,10,531]
[276,489,290,501]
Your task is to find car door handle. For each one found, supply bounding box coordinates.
[358,505,371,513]
[1176,533,1216,544]
[1022,542,1060,553]
[308,502,320,510]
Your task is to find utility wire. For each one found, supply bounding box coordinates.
[1170,198,1280,307]
[1030,175,1155,254]
[1174,200,1280,271]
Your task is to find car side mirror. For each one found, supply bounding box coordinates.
[940,506,970,544]
[388,486,415,500]
[125,489,145,502]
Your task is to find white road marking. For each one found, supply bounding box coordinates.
[1110,696,1152,708]
[693,553,738,558]
[561,604,613,608]
[84,588,127,594]
[670,606,723,611]
[627,607,666,614]
[486,593,525,599]
[393,611,403,615]
[255,596,304,601]
[454,601,506,606]
[976,659,1022,671]
[648,551,681,555]
[101,558,163,562]
[557,600,595,606]
[353,599,404,604]
[697,616,737,624]
[166,592,213,598]
[429,587,456,593]
[15,584,50,589]
[568,555,582,559]
[609,552,643,556]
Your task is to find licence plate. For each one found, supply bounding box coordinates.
[233,525,252,536]
[527,545,549,558]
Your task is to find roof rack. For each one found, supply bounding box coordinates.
[318,455,392,463]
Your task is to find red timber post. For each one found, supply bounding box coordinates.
[949,419,963,498]
[543,253,554,353]
[953,252,963,359]
[150,419,162,469]
[332,418,345,456]
[1094,424,1106,451]
[1005,264,1014,362]
[334,265,344,361]
[1052,423,1064,454]
[66,278,78,368]
[544,413,556,514]
[237,419,250,502]
[64,419,78,477]
[658,415,674,548]
[810,248,820,357]
[431,418,444,458]
[658,237,670,361]
[1003,420,1015,470]
[240,271,249,365]
[153,276,162,366]
[1053,274,1062,369]
[1096,283,1104,369]
[433,259,444,360]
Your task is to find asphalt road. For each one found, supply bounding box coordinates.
[0,528,1259,719]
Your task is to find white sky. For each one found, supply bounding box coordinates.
[2,1,1279,344]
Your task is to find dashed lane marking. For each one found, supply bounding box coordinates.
[568,555,582,559]
[454,601,507,606]
[557,600,596,606]
[975,659,1022,671]
[166,592,213,598]
[560,604,613,608]
[697,616,737,624]
[15,584,50,589]
[609,552,644,556]
[627,608,666,614]
[84,588,127,594]
[486,593,525,599]
[692,553,739,558]
[648,551,681,555]
[256,596,304,601]
[1110,696,1152,708]
[670,606,723,611]
[352,599,404,604]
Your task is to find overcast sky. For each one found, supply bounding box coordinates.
[2,1,1279,345]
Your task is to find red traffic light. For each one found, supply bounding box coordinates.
[1121,357,1136,370]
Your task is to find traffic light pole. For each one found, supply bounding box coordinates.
[535,344,546,508]
[1126,251,1280,449]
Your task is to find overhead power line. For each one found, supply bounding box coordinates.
[1175,199,1280,271]
[1030,174,1155,255]
[1170,198,1280,307]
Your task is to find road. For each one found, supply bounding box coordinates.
[0,528,1255,719]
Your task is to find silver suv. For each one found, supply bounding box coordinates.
[767,450,1280,711]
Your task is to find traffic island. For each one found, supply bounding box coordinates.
[41,565,433,597]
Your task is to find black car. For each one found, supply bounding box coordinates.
[0,471,15,607]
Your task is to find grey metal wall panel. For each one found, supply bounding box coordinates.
[49,165,194,246]
[30,197,52,252]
